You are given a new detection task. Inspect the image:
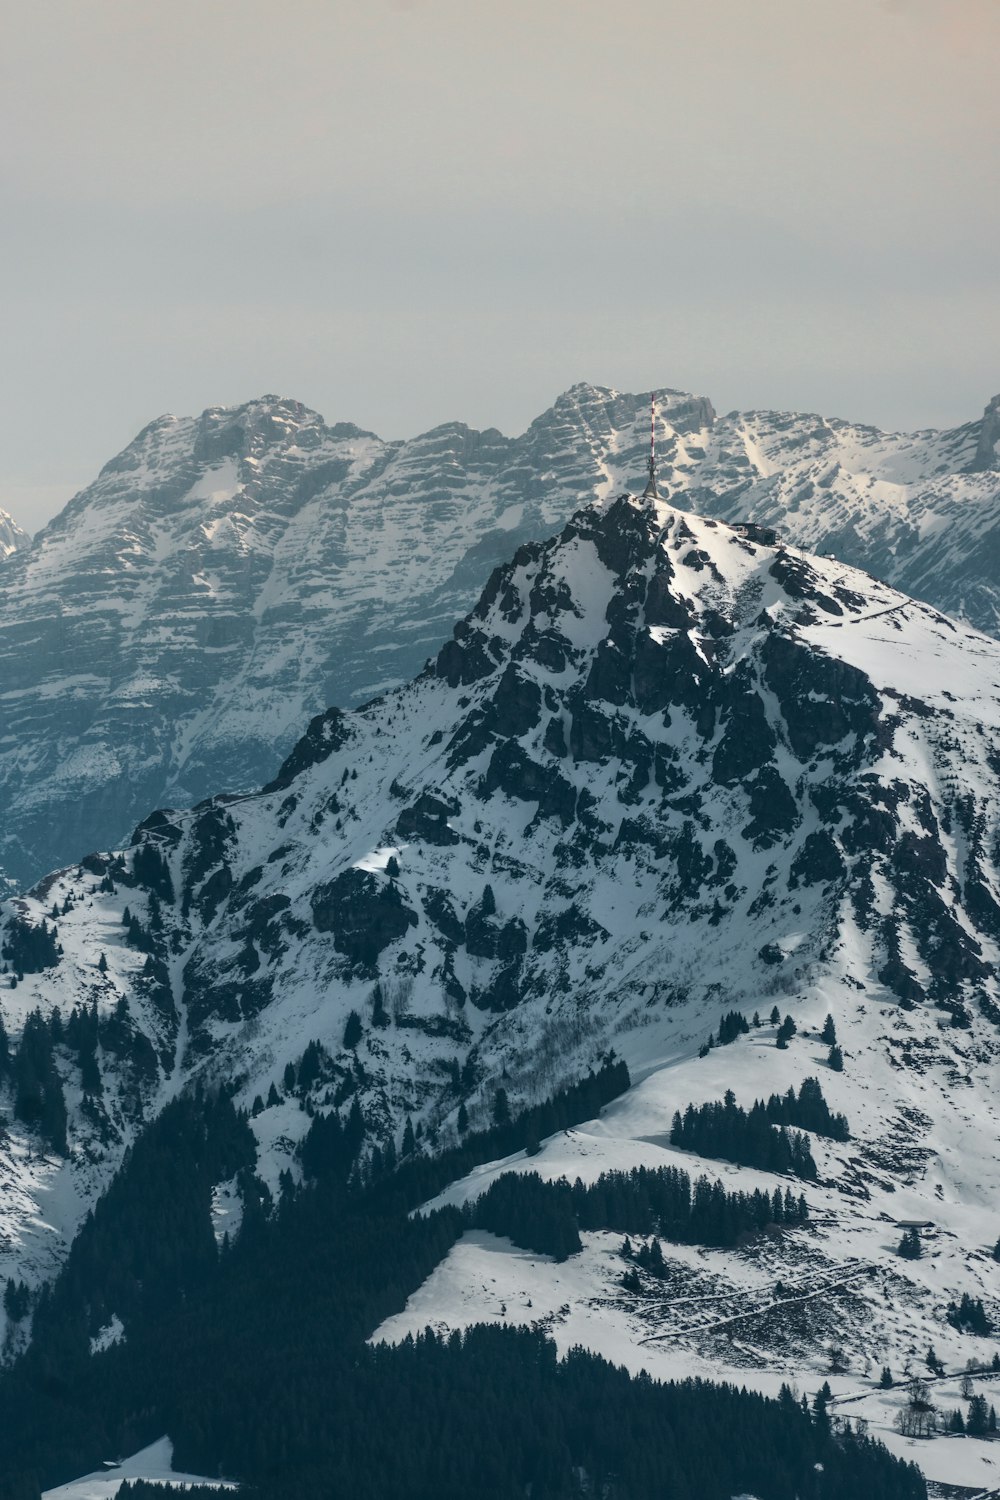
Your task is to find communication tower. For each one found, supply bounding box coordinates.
[642,393,660,501]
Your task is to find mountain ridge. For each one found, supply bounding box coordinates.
[1,381,998,896]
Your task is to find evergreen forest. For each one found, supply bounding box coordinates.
[0,1072,923,1500]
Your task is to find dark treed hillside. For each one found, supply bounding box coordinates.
[0,1082,923,1500]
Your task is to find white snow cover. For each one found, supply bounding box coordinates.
[42,1438,235,1499]
[0,507,28,560]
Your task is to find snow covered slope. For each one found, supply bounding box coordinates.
[2,383,998,896]
[42,1437,235,1500]
[0,507,29,560]
[674,391,1000,644]
[3,486,1000,1425]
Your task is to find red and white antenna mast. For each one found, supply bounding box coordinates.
[642,391,660,501]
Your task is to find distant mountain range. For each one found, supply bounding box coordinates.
[0,383,996,895]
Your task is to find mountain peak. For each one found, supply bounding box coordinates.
[0,507,29,560]
[971,391,1000,471]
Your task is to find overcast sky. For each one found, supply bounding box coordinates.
[2,0,998,532]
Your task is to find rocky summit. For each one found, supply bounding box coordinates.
[0,383,998,898]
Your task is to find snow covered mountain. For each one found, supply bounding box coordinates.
[1,383,998,899]
[676,390,1000,643]
[4,489,1000,1490]
[0,507,28,560]
[0,387,713,894]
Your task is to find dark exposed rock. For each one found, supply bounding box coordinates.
[310,869,417,970]
[532,903,609,952]
[130,810,184,850]
[892,831,947,888]
[183,807,237,892]
[465,887,503,959]
[423,887,465,946]
[742,766,799,849]
[761,634,881,761]
[497,918,529,961]
[840,800,898,858]
[3,382,1000,903]
[487,664,543,736]
[242,894,292,956]
[198,864,234,924]
[768,554,844,615]
[643,563,693,629]
[569,701,616,763]
[472,963,524,1013]
[445,710,495,771]
[789,830,845,888]
[587,495,658,578]
[905,886,988,997]
[435,622,498,689]
[971,392,1000,471]
[266,708,351,791]
[583,639,632,707]
[633,630,706,718]
[397,792,461,846]
[712,688,776,784]
[543,715,568,758]
[524,628,571,674]
[666,821,714,906]
[964,864,1000,940]
[482,741,574,823]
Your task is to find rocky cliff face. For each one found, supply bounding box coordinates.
[0,388,710,892]
[3,494,1000,1335]
[1,383,998,896]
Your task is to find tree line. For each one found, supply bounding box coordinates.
[470,1162,810,1261]
[761,1077,849,1141]
[670,1090,818,1180]
[0,1065,921,1500]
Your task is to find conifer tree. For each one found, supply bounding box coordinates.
[776,1015,797,1048]
[967,1394,990,1436]
[898,1227,922,1260]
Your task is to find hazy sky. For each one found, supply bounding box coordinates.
[2,0,998,532]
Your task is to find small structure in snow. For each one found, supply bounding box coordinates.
[732,520,780,546]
